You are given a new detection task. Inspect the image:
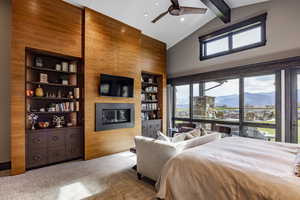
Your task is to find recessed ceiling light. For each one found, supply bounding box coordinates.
[180,17,185,22]
[155,2,159,6]
[144,13,149,17]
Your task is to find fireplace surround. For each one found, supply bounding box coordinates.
[95,103,135,131]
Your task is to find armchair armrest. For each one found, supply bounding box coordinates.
[134,136,179,181]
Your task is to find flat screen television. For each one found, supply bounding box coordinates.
[99,74,134,98]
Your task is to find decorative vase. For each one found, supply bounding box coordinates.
[35,85,44,97]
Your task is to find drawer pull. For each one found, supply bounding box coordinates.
[33,155,41,161]
[52,136,59,141]
[33,138,41,143]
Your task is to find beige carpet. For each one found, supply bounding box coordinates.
[0,152,156,200]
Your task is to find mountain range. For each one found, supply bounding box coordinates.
[177,91,300,108]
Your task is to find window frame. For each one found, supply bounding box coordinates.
[173,84,191,119]
[172,71,281,142]
[199,13,267,61]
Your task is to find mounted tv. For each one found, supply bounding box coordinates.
[100,74,134,98]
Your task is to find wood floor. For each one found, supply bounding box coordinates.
[0,152,156,200]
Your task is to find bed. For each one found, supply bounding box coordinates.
[156,137,300,200]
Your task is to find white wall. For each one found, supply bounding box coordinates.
[167,0,300,78]
[0,0,11,163]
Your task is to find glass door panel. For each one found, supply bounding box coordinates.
[297,75,300,143]
[175,85,190,118]
[244,74,276,124]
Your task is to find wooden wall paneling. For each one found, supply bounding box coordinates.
[140,35,167,133]
[11,0,82,175]
[84,8,142,160]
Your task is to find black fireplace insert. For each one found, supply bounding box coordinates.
[95,103,135,131]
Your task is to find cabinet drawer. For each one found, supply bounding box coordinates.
[48,147,66,164]
[27,148,47,168]
[66,128,82,145]
[29,132,47,149]
[47,131,65,148]
[66,144,82,160]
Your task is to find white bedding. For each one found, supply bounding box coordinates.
[157,137,300,200]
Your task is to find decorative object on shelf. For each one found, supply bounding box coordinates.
[62,80,69,85]
[38,122,50,129]
[141,94,145,101]
[62,62,69,72]
[27,103,31,112]
[74,88,80,99]
[26,89,34,97]
[75,101,80,111]
[35,57,43,67]
[70,102,75,111]
[57,90,62,98]
[100,83,110,95]
[148,78,153,83]
[40,73,48,83]
[70,114,77,126]
[39,108,46,112]
[151,94,156,101]
[53,115,65,128]
[55,64,62,71]
[28,113,38,130]
[69,75,77,85]
[122,85,129,97]
[35,85,44,97]
[145,86,158,93]
[48,104,56,112]
[69,62,77,72]
[68,91,74,99]
[67,122,73,127]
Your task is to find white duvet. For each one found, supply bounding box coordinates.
[157,137,300,200]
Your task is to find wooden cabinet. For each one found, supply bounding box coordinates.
[142,120,162,138]
[26,127,83,169]
[141,72,163,138]
[25,48,84,170]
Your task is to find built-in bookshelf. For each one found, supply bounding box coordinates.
[141,72,162,138]
[25,48,84,169]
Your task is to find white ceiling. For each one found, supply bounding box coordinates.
[64,0,269,48]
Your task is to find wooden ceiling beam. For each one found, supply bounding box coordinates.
[200,0,231,23]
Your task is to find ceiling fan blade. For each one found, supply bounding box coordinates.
[180,7,207,15]
[171,0,179,8]
[152,11,169,23]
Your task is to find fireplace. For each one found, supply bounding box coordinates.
[95,103,135,131]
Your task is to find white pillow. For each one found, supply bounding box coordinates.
[172,133,187,143]
[157,131,171,143]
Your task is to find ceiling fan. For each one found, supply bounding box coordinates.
[152,0,207,23]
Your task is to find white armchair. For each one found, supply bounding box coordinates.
[134,132,221,181]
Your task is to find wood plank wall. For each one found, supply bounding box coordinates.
[10,1,166,174]
[10,0,82,175]
[83,8,143,159]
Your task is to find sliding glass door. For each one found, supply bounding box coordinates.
[242,74,277,141]
[287,69,300,144]
[172,72,281,141]
[297,75,300,143]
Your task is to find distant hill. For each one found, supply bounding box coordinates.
[216,92,275,107]
[177,91,300,109]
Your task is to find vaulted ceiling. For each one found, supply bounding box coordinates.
[64,0,269,48]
